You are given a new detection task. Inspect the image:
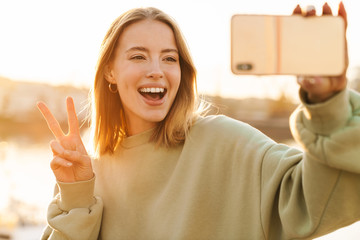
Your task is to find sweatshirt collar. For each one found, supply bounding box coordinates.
[120,128,154,149]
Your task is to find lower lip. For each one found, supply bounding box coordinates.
[140,93,166,106]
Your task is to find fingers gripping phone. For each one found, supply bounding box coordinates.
[231,15,346,76]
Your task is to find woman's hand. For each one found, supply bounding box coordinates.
[37,97,94,183]
[293,2,348,103]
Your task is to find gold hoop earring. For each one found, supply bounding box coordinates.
[108,83,118,93]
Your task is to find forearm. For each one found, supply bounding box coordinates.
[41,177,103,240]
[261,88,360,239]
[292,89,360,173]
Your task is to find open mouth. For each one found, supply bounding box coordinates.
[138,87,167,101]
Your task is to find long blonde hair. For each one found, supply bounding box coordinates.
[91,7,201,156]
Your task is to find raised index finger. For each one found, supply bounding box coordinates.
[37,101,65,139]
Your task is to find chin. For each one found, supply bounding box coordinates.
[146,116,167,123]
[144,112,168,123]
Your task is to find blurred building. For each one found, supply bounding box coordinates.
[0,77,89,143]
[0,77,88,122]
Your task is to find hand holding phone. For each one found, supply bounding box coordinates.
[231,2,348,103]
[294,2,348,103]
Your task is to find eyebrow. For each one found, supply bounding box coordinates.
[126,46,178,54]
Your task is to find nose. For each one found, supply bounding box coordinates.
[146,60,164,79]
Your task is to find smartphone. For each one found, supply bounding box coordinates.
[231,15,345,76]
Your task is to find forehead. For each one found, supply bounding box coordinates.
[117,20,177,50]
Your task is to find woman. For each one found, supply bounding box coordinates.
[38,3,360,240]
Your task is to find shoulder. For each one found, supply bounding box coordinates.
[189,115,267,143]
[193,115,254,133]
[184,115,276,164]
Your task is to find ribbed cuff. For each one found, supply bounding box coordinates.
[299,88,350,135]
[57,176,96,212]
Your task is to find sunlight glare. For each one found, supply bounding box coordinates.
[0,0,358,99]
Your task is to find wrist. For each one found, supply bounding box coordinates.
[306,91,337,104]
[57,176,96,211]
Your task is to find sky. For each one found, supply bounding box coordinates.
[0,0,359,100]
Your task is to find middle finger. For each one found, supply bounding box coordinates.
[66,97,81,136]
[322,2,333,15]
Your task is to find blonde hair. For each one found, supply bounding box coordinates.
[91,7,201,156]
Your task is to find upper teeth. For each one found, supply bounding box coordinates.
[139,88,165,93]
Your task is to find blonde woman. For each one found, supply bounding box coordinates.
[38,3,360,240]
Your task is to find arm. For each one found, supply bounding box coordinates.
[38,97,103,239]
[260,4,359,238]
[260,89,360,239]
[41,178,103,240]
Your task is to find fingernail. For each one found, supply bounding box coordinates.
[298,76,304,83]
[306,5,316,13]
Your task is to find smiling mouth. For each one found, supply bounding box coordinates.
[138,87,167,101]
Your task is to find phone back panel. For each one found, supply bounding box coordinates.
[231,15,345,76]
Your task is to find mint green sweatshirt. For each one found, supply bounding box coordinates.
[42,89,360,240]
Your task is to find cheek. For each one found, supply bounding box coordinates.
[115,69,138,90]
[115,76,133,105]
[170,67,181,90]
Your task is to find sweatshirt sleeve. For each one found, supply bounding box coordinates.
[41,177,103,240]
[260,89,360,239]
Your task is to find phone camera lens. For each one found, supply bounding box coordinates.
[237,63,253,71]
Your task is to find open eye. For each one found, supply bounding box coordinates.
[130,55,146,60]
[164,56,178,62]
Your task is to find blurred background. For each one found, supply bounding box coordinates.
[0,0,359,239]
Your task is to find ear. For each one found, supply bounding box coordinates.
[104,64,116,83]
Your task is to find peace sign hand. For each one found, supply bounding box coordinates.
[37,97,94,183]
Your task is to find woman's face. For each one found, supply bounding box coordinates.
[108,20,181,136]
